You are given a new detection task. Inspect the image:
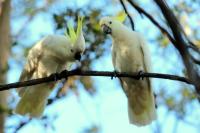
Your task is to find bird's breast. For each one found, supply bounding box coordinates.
[112,41,143,72]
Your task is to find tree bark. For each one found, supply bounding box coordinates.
[0,0,11,132]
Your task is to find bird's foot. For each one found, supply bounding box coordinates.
[74,67,82,72]
[136,70,144,80]
[111,70,118,79]
[50,70,69,81]
[50,73,59,81]
[60,70,68,80]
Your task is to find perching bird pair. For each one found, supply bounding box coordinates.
[15,13,156,126]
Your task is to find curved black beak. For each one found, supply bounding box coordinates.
[101,24,112,34]
[74,52,82,61]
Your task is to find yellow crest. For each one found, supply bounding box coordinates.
[66,16,84,44]
[113,11,127,23]
[67,21,76,44]
[76,16,84,36]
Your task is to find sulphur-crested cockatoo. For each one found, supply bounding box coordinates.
[15,17,85,117]
[99,12,156,126]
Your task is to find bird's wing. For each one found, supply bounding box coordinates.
[17,45,43,97]
[138,34,152,72]
[111,45,117,70]
[138,34,152,90]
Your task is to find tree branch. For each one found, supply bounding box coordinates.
[0,69,193,91]
[119,0,135,30]
[188,44,200,54]
[191,55,200,65]
[126,0,176,44]
[154,0,200,94]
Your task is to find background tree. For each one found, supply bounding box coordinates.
[0,0,11,132]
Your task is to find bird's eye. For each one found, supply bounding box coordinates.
[71,49,74,53]
[109,21,112,24]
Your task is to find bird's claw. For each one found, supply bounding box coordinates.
[136,70,144,80]
[50,70,69,81]
[111,70,118,79]
[74,67,82,72]
[60,70,68,80]
[50,73,59,81]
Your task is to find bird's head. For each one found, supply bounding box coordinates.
[99,12,127,37]
[66,16,85,61]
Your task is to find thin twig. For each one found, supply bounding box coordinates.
[14,119,31,132]
[126,0,176,44]
[0,69,193,91]
[191,55,200,65]
[176,20,200,55]
[119,0,135,30]
[188,44,200,54]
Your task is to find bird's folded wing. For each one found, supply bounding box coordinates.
[17,47,42,97]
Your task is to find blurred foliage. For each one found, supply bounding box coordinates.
[156,34,170,47]
[158,87,197,118]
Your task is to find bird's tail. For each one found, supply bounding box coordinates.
[15,84,52,117]
[128,88,156,126]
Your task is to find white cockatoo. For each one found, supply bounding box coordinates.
[99,12,156,126]
[15,17,85,117]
